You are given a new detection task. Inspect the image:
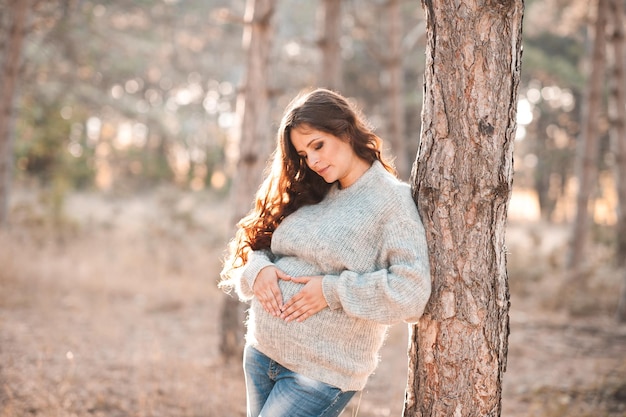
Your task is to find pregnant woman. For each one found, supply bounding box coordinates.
[220,88,431,417]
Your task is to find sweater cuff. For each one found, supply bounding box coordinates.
[242,252,275,292]
[322,275,341,310]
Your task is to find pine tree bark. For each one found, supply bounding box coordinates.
[568,0,608,273]
[0,0,29,227]
[404,0,523,416]
[220,0,276,360]
[606,0,626,321]
[318,0,343,91]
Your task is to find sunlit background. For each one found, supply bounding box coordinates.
[1,0,625,416]
[7,0,616,228]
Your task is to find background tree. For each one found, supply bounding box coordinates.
[346,0,422,180]
[606,0,626,321]
[567,0,608,274]
[219,0,276,360]
[317,0,343,91]
[405,0,524,416]
[384,0,409,179]
[514,0,586,222]
[0,0,30,227]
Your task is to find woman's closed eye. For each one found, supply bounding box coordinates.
[298,143,323,160]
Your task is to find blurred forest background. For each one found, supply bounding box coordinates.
[1,0,626,416]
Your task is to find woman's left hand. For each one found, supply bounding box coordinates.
[281,276,327,322]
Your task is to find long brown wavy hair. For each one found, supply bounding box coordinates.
[221,88,396,281]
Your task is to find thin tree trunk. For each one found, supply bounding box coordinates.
[220,0,276,360]
[405,0,523,415]
[0,0,29,227]
[386,0,409,180]
[318,0,342,91]
[606,0,626,321]
[568,0,608,273]
[533,114,560,221]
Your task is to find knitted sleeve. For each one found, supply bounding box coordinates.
[228,250,275,301]
[321,211,431,325]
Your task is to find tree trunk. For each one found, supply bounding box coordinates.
[219,0,276,360]
[317,0,342,91]
[386,0,409,180]
[404,0,523,416]
[567,0,608,273]
[0,0,29,227]
[606,0,626,321]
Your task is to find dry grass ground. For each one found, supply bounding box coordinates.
[1,188,625,417]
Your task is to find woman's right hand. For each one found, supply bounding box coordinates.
[253,266,292,317]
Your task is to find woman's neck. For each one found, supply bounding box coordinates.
[338,158,372,189]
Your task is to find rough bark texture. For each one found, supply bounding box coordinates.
[318,0,343,91]
[606,0,626,321]
[386,0,410,180]
[568,0,608,272]
[0,0,29,227]
[404,0,523,416]
[220,0,276,360]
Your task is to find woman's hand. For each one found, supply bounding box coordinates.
[253,266,292,317]
[281,276,327,322]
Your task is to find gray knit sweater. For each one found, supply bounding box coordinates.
[231,161,431,392]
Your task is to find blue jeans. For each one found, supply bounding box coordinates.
[243,346,357,417]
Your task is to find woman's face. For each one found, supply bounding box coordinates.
[290,125,368,189]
